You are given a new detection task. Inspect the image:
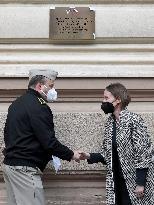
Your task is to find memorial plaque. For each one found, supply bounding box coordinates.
[49,7,95,40]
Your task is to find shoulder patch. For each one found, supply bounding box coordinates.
[37,97,46,105]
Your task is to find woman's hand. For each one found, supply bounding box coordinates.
[79,152,90,160]
[134,185,145,198]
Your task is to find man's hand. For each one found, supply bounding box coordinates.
[134,185,145,198]
[72,150,81,162]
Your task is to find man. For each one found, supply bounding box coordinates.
[2,69,81,205]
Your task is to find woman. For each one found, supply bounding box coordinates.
[80,83,153,205]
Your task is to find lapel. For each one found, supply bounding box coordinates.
[115,108,131,155]
[105,115,114,171]
[106,115,114,150]
[105,109,131,170]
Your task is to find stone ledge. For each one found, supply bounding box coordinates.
[0,78,154,90]
[0,44,154,77]
[0,169,106,181]
[0,65,154,78]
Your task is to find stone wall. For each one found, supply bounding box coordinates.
[0,1,154,113]
[0,111,154,173]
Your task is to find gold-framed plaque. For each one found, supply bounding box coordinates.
[49,7,95,40]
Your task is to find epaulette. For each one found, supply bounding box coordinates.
[37,97,46,105]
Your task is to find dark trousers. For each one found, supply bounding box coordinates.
[114,175,132,205]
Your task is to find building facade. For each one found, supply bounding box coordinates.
[0,0,154,204]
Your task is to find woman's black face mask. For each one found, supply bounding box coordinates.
[101,102,115,114]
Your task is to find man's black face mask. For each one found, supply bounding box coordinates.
[101,102,115,114]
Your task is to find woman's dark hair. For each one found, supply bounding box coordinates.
[28,75,47,89]
[106,83,131,109]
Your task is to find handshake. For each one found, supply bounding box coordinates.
[51,151,90,172]
[72,150,90,162]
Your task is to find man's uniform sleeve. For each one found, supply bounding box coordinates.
[30,103,74,161]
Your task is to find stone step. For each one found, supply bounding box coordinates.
[0,179,106,205]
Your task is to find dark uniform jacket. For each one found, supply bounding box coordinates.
[3,88,74,172]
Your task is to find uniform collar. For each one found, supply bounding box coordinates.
[27,88,42,98]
